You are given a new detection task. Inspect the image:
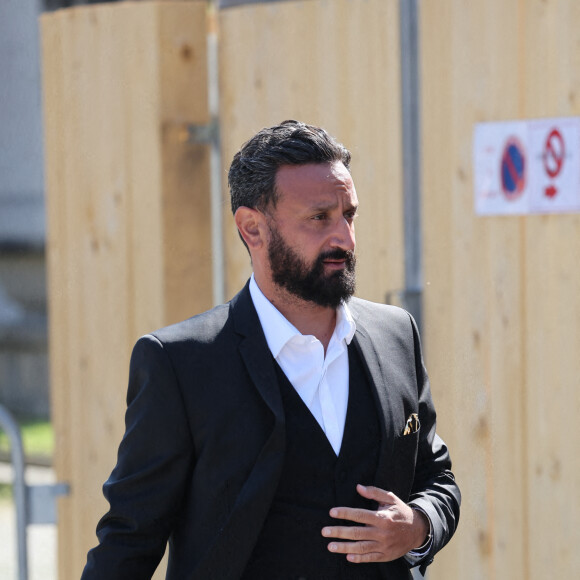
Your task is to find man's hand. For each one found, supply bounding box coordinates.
[321,484,429,563]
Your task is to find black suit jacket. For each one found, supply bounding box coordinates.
[82,283,460,580]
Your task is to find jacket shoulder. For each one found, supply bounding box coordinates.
[348,297,413,330]
[147,302,231,346]
[136,282,255,352]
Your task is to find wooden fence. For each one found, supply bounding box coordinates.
[41,2,211,577]
[421,1,580,578]
[41,1,580,578]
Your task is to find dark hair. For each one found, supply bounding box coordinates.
[228,120,351,215]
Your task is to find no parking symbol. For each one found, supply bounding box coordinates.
[500,138,526,200]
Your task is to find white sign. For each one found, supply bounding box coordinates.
[473,117,580,215]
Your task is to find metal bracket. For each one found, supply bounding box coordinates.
[185,117,220,146]
[386,287,422,307]
[385,287,423,332]
[27,482,70,525]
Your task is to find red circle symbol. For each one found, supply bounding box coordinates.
[543,128,565,178]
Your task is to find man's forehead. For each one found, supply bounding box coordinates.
[274,162,356,203]
[276,161,349,180]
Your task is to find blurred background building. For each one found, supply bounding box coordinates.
[0,0,123,419]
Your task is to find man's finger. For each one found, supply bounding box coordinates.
[346,551,385,564]
[328,506,377,525]
[327,540,378,555]
[322,524,377,541]
[356,484,398,505]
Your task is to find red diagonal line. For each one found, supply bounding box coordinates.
[546,134,564,175]
[504,150,521,186]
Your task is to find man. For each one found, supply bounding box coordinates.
[82,120,460,580]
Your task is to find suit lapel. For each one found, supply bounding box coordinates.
[351,317,397,489]
[233,284,285,423]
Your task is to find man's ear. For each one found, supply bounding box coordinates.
[234,206,266,250]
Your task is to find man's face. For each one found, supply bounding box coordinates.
[265,162,358,308]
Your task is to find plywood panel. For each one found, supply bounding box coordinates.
[523,1,580,577]
[40,11,75,576]
[41,3,210,578]
[423,1,580,579]
[219,0,404,304]
[421,1,527,579]
[158,4,212,326]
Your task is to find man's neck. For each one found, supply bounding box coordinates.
[258,280,337,352]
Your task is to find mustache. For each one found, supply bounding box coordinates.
[318,249,356,262]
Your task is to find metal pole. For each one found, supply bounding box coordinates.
[207,26,226,307]
[399,0,423,333]
[0,405,28,580]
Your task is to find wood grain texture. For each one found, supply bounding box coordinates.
[523,1,580,577]
[422,1,580,578]
[41,3,210,578]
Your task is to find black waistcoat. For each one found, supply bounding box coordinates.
[241,344,383,580]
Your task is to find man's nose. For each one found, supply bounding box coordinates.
[329,217,356,251]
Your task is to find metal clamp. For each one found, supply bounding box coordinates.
[385,287,423,333]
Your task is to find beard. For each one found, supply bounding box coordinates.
[267,226,356,308]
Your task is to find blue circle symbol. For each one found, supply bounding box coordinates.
[500,139,526,200]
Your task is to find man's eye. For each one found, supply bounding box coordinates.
[312,214,327,221]
[345,211,358,220]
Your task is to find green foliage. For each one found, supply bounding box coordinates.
[0,483,11,500]
[0,418,53,502]
[0,417,54,459]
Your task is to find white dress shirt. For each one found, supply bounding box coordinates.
[249,275,355,455]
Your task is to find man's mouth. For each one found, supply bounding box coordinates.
[323,258,346,269]
[318,249,354,272]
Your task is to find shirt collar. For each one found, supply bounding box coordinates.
[249,274,356,358]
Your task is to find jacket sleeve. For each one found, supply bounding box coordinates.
[81,334,195,580]
[406,313,461,572]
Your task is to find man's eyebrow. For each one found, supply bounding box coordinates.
[308,202,337,212]
[307,201,359,212]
